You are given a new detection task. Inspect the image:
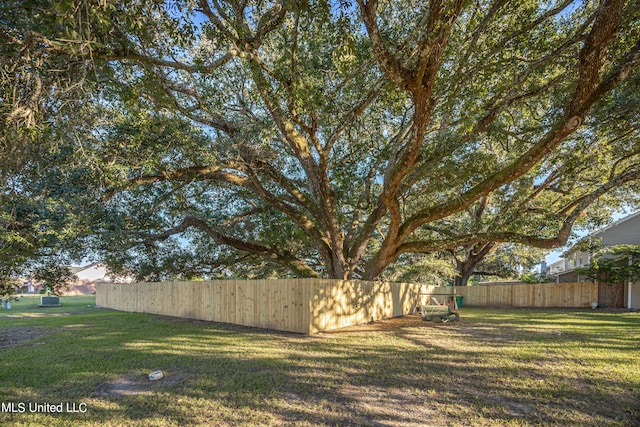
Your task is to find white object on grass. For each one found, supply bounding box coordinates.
[148,371,164,380]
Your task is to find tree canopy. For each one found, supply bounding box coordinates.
[2,0,640,281]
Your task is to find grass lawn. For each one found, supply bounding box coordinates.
[1,295,639,426]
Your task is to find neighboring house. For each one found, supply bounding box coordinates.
[17,279,37,294]
[66,263,109,295]
[545,259,569,277]
[67,263,134,295]
[70,263,107,280]
[545,211,640,309]
[17,264,133,295]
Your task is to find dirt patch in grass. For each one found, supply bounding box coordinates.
[0,326,57,350]
[320,313,430,334]
[95,369,191,398]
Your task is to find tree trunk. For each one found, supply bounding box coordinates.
[453,242,496,286]
[454,259,475,286]
[454,270,474,287]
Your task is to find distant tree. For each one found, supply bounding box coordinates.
[382,253,458,286]
[519,271,552,284]
[32,264,75,296]
[2,0,640,281]
[451,243,548,286]
[0,278,20,298]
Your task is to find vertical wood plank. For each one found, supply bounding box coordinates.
[96,280,601,334]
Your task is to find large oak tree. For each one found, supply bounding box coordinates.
[2,0,640,281]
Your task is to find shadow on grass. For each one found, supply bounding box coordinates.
[1,306,639,426]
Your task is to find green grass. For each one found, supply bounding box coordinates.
[1,295,639,426]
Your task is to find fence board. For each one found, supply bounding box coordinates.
[96,280,598,334]
[451,282,597,308]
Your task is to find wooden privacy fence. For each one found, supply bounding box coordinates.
[455,282,598,308]
[96,280,598,333]
[96,279,436,334]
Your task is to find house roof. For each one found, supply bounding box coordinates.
[68,263,100,274]
[563,211,640,257]
[589,211,640,246]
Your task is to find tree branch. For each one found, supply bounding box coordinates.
[356,0,414,88]
[143,216,320,277]
[397,164,640,255]
[399,0,627,241]
[103,165,248,200]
